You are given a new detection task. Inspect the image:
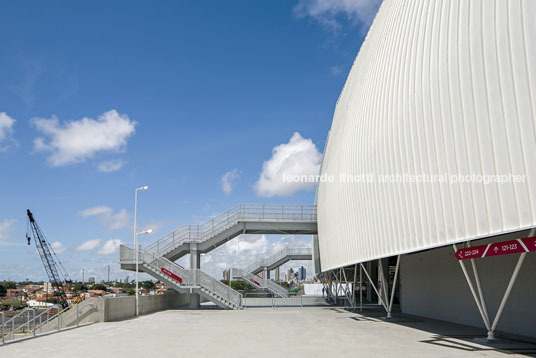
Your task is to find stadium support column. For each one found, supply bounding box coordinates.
[190,243,201,308]
[263,267,270,280]
[275,267,280,281]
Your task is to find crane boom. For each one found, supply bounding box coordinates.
[27,209,70,308]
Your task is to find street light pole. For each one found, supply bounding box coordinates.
[134,185,148,317]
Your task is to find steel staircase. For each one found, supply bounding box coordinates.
[232,268,289,297]
[122,246,242,309]
[245,247,313,274]
[120,204,316,310]
[145,204,316,261]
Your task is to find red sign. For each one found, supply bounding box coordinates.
[161,268,182,283]
[521,236,536,252]
[455,236,536,260]
[485,240,526,257]
[250,279,260,286]
[455,245,487,260]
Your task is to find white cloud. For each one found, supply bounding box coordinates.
[32,109,136,166]
[197,234,313,279]
[330,65,343,76]
[78,205,129,231]
[221,169,239,194]
[75,239,102,251]
[51,241,66,254]
[11,59,42,109]
[0,112,16,151]
[97,239,123,255]
[227,235,269,256]
[294,0,381,32]
[98,159,125,172]
[255,132,322,197]
[0,218,16,242]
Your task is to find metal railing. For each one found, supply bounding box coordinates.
[197,270,242,308]
[146,204,316,257]
[122,245,242,309]
[1,300,97,345]
[246,247,313,274]
[242,294,327,309]
[233,268,289,298]
[135,247,195,286]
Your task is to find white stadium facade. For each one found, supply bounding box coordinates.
[314,0,536,340]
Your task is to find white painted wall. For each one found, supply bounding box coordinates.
[317,0,536,271]
[400,233,536,339]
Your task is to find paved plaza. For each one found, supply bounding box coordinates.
[2,306,535,357]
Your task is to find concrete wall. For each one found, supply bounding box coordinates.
[103,293,192,322]
[38,298,104,334]
[38,293,192,332]
[400,231,536,339]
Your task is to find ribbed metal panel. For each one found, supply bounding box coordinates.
[317,0,536,272]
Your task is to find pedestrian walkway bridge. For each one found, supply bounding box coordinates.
[246,247,312,275]
[119,204,317,309]
[231,247,313,297]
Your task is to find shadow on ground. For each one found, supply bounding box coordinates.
[336,304,536,357]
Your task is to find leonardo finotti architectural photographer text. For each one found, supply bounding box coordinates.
[283,173,527,185]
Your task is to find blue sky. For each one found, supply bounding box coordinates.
[0,0,380,282]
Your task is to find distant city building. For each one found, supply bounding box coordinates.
[285,268,294,282]
[298,266,306,281]
[223,269,230,281]
[88,277,96,283]
[43,282,53,292]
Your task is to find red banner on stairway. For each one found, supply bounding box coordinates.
[161,268,183,283]
[455,236,536,260]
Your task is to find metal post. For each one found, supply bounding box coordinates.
[378,259,388,307]
[134,188,139,317]
[1,312,4,345]
[489,252,527,339]
[341,268,351,307]
[360,263,388,311]
[387,255,401,319]
[352,264,357,309]
[453,244,491,331]
[468,242,491,326]
[359,264,363,312]
[32,310,36,337]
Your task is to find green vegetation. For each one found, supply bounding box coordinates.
[114,282,135,289]
[90,283,108,291]
[0,284,6,297]
[220,280,255,291]
[141,281,155,290]
[1,300,27,309]
[120,288,135,295]
[73,283,89,292]
[2,281,17,289]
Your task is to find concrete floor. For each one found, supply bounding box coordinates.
[2,307,535,357]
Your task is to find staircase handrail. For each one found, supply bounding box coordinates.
[146,204,316,256]
[246,246,312,274]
